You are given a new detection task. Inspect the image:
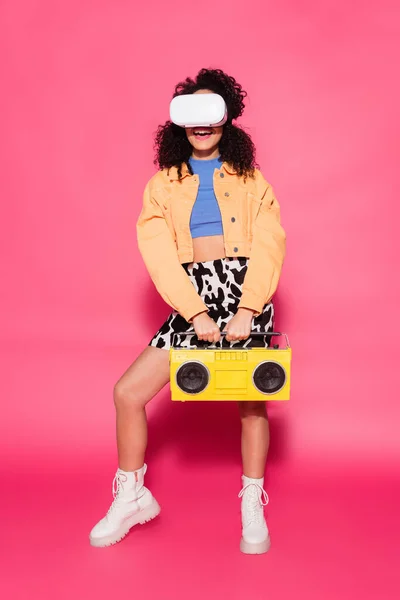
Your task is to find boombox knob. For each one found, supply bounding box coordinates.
[273,344,279,349]
[253,362,286,394]
[176,361,209,395]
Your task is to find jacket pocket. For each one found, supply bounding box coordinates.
[156,191,177,243]
[246,192,262,239]
[164,208,176,242]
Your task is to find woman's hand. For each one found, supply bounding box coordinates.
[224,308,254,342]
[192,312,221,343]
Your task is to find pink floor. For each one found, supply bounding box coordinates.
[2,0,399,597]
[2,342,399,600]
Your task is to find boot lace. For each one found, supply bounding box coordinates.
[106,472,127,517]
[238,483,269,525]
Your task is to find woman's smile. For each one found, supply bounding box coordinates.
[192,127,215,141]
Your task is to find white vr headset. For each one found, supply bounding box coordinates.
[169,93,228,128]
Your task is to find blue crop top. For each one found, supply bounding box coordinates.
[189,156,224,239]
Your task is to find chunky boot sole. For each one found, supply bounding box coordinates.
[90,499,161,548]
[240,534,271,555]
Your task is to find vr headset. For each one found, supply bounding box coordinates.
[170,93,228,128]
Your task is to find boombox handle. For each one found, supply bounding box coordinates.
[171,331,290,350]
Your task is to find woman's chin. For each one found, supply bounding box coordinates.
[191,141,218,153]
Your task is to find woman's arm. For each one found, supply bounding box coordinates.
[137,180,208,323]
[238,173,286,315]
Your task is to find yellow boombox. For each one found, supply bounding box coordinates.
[170,332,291,402]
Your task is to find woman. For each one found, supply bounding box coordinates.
[89,68,286,554]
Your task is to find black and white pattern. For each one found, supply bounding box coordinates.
[149,258,274,350]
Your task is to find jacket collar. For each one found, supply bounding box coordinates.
[167,161,236,181]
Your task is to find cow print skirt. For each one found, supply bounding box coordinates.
[149,257,274,350]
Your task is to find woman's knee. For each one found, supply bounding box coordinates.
[238,401,267,419]
[113,380,144,411]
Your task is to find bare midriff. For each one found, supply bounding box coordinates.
[190,235,226,265]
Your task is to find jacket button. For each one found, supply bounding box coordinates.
[220,173,224,178]
[234,247,238,252]
[231,217,236,222]
[225,192,230,197]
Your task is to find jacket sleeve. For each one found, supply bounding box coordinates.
[238,177,286,316]
[136,180,208,323]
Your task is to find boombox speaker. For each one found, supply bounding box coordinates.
[169,332,291,402]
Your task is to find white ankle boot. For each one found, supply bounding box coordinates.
[239,475,270,554]
[89,464,160,547]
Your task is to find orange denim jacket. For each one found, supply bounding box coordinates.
[136,161,286,323]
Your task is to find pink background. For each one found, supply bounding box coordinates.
[1,0,399,598]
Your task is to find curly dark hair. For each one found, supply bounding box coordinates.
[154,68,258,180]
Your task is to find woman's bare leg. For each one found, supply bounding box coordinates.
[114,346,170,472]
[238,401,271,554]
[238,401,269,478]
